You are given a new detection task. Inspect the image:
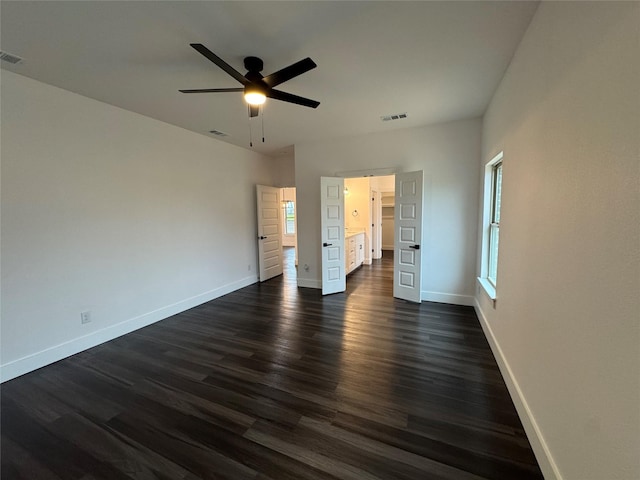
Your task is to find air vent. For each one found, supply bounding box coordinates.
[0,51,23,64]
[381,112,408,122]
[208,129,229,137]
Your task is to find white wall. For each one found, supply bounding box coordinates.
[295,118,481,305]
[1,71,279,381]
[476,3,639,480]
[272,153,295,187]
[344,177,370,233]
[381,207,395,250]
[370,175,395,193]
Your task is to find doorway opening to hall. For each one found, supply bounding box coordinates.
[280,187,298,284]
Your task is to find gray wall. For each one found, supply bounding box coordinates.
[476,2,639,479]
[1,71,280,380]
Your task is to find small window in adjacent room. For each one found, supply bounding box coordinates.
[283,200,295,235]
[478,151,503,302]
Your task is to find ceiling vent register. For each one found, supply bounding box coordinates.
[0,51,23,64]
[381,112,408,122]
[209,130,229,137]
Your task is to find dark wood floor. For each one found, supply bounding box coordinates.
[1,249,543,480]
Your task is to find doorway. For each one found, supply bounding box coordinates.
[343,174,395,292]
[282,246,297,286]
[255,185,298,284]
[280,187,298,267]
[280,187,298,287]
[344,174,395,271]
[320,171,424,302]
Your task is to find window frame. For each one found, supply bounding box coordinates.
[282,200,296,236]
[487,161,502,288]
[477,151,503,304]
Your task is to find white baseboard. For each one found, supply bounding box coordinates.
[0,275,258,383]
[422,291,475,306]
[474,299,562,480]
[293,283,475,304]
[297,278,322,289]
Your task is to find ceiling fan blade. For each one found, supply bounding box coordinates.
[190,44,249,86]
[179,88,244,93]
[268,89,320,108]
[249,105,260,118]
[262,58,317,88]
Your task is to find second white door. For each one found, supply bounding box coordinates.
[320,176,346,295]
[393,171,423,303]
[256,185,283,282]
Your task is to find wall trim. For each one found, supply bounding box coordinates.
[334,167,399,178]
[0,275,258,383]
[297,278,322,289]
[422,291,475,306]
[474,298,562,480]
[294,283,474,305]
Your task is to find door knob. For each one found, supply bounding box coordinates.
[259,236,268,240]
[323,242,333,247]
[409,244,420,250]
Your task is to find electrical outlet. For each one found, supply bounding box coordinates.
[80,311,91,324]
[248,264,251,271]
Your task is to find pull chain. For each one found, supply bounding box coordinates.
[261,106,265,143]
[248,105,253,147]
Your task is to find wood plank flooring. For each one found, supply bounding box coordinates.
[1,248,544,479]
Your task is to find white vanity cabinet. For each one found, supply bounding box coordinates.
[345,231,365,275]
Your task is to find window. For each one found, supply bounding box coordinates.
[488,161,502,287]
[478,151,503,302]
[283,200,295,235]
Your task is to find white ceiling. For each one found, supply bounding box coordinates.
[1,1,539,157]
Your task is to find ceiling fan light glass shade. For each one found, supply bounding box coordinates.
[244,91,266,105]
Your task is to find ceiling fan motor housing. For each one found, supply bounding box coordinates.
[244,56,264,73]
[243,58,268,99]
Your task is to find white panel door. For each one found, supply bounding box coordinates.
[320,177,346,295]
[257,185,283,282]
[393,171,423,303]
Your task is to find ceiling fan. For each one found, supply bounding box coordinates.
[180,44,320,117]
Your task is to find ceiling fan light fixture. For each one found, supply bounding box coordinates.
[244,88,266,106]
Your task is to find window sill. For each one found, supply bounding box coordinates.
[477,277,497,307]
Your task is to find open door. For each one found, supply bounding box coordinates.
[256,185,283,282]
[393,171,423,303]
[320,177,346,295]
